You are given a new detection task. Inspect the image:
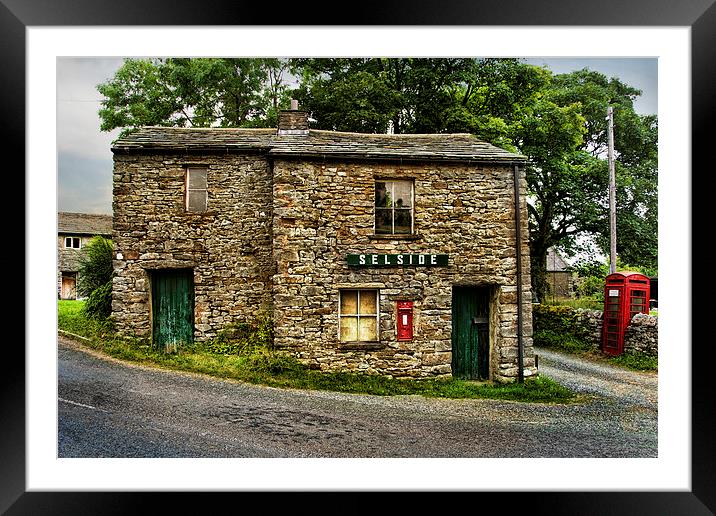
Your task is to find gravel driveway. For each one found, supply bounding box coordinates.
[58,336,657,458]
[536,347,658,410]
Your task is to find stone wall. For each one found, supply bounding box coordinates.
[111,150,535,382]
[271,158,535,382]
[57,234,96,298]
[533,305,657,356]
[111,153,275,339]
[574,308,603,348]
[624,313,658,356]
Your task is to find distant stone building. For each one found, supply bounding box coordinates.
[110,106,536,382]
[545,247,575,299]
[57,212,113,299]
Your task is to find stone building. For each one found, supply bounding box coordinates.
[545,247,575,300]
[57,212,113,299]
[111,107,536,382]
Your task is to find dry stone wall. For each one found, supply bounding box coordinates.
[111,152,274,339]
[271,158,535,382]
[111,149,535,382]
[624,313,658,356]
[534,305,658,356]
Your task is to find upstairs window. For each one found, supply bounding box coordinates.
[64,237,81,249]
[375,180,413,235]
[186,167,208,213]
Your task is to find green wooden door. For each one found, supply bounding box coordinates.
[452,287,490,380]
[151,269,194,352]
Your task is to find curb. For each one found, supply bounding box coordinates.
[58,329,93,343]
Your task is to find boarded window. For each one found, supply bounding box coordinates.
[375,180,413,234]
[339,289,379,342]
[186,167,208,213]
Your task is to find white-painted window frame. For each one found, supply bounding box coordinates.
[185,166,208,213]
[374,179,415,235]
[338,289,380,342]
[64,236,81,249]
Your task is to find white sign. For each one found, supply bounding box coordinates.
[609,289,620,297]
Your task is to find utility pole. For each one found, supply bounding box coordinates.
[607,106,617,274]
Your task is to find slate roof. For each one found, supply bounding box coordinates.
[546,247,571,272]
[58,212,113,236]
[112,127,527,163]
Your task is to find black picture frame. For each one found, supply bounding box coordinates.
[7,0,710,513]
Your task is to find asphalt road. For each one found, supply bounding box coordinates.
[58,336,657,458]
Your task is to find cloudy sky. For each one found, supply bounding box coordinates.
[56,57,658,216]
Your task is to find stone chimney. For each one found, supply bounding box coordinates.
[277,99,310,135]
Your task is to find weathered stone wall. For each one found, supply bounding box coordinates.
[111,153,274,339]
[271,158,534,382]
[546,271,575,299]
[574,308,604,348]
[533,305,657,356]
[624,313,658,356]
[57,234,96,298]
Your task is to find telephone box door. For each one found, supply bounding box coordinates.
[603,285,624,355]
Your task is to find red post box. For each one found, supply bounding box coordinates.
[602,271,651,356]
[397,301,413,341]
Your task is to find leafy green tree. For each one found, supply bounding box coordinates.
[98,58,657,299]
[548,69,658,271]
[291,58,483,134]
[98,58,293,135]
[77,236,114,319]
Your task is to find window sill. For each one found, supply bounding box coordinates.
[338,342,385,351]
[368,234,422,241]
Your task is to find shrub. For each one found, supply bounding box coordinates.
[83,280,114,320]
[78,236,114,320]
[206,313,274,355]
[532,304,594,352]
[77,236,114,297]
[241,347,305,375]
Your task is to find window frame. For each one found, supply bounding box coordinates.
[64,236,81,249]
[185,166,208,213]
[374,179,415,235]
[338,289,380,343]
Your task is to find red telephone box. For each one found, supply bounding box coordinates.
[602,271,651,356]
[397,301,413,341]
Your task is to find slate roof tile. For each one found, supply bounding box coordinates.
[112,127,526,163]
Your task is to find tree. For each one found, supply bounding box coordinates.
[98,58,657,299]
[512,69,658,299]
[291,58,483,134]
[548,70,659,270]
[98,58,293,135]
[77,236,114,320]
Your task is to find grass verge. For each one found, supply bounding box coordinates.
[58,300,576,403]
